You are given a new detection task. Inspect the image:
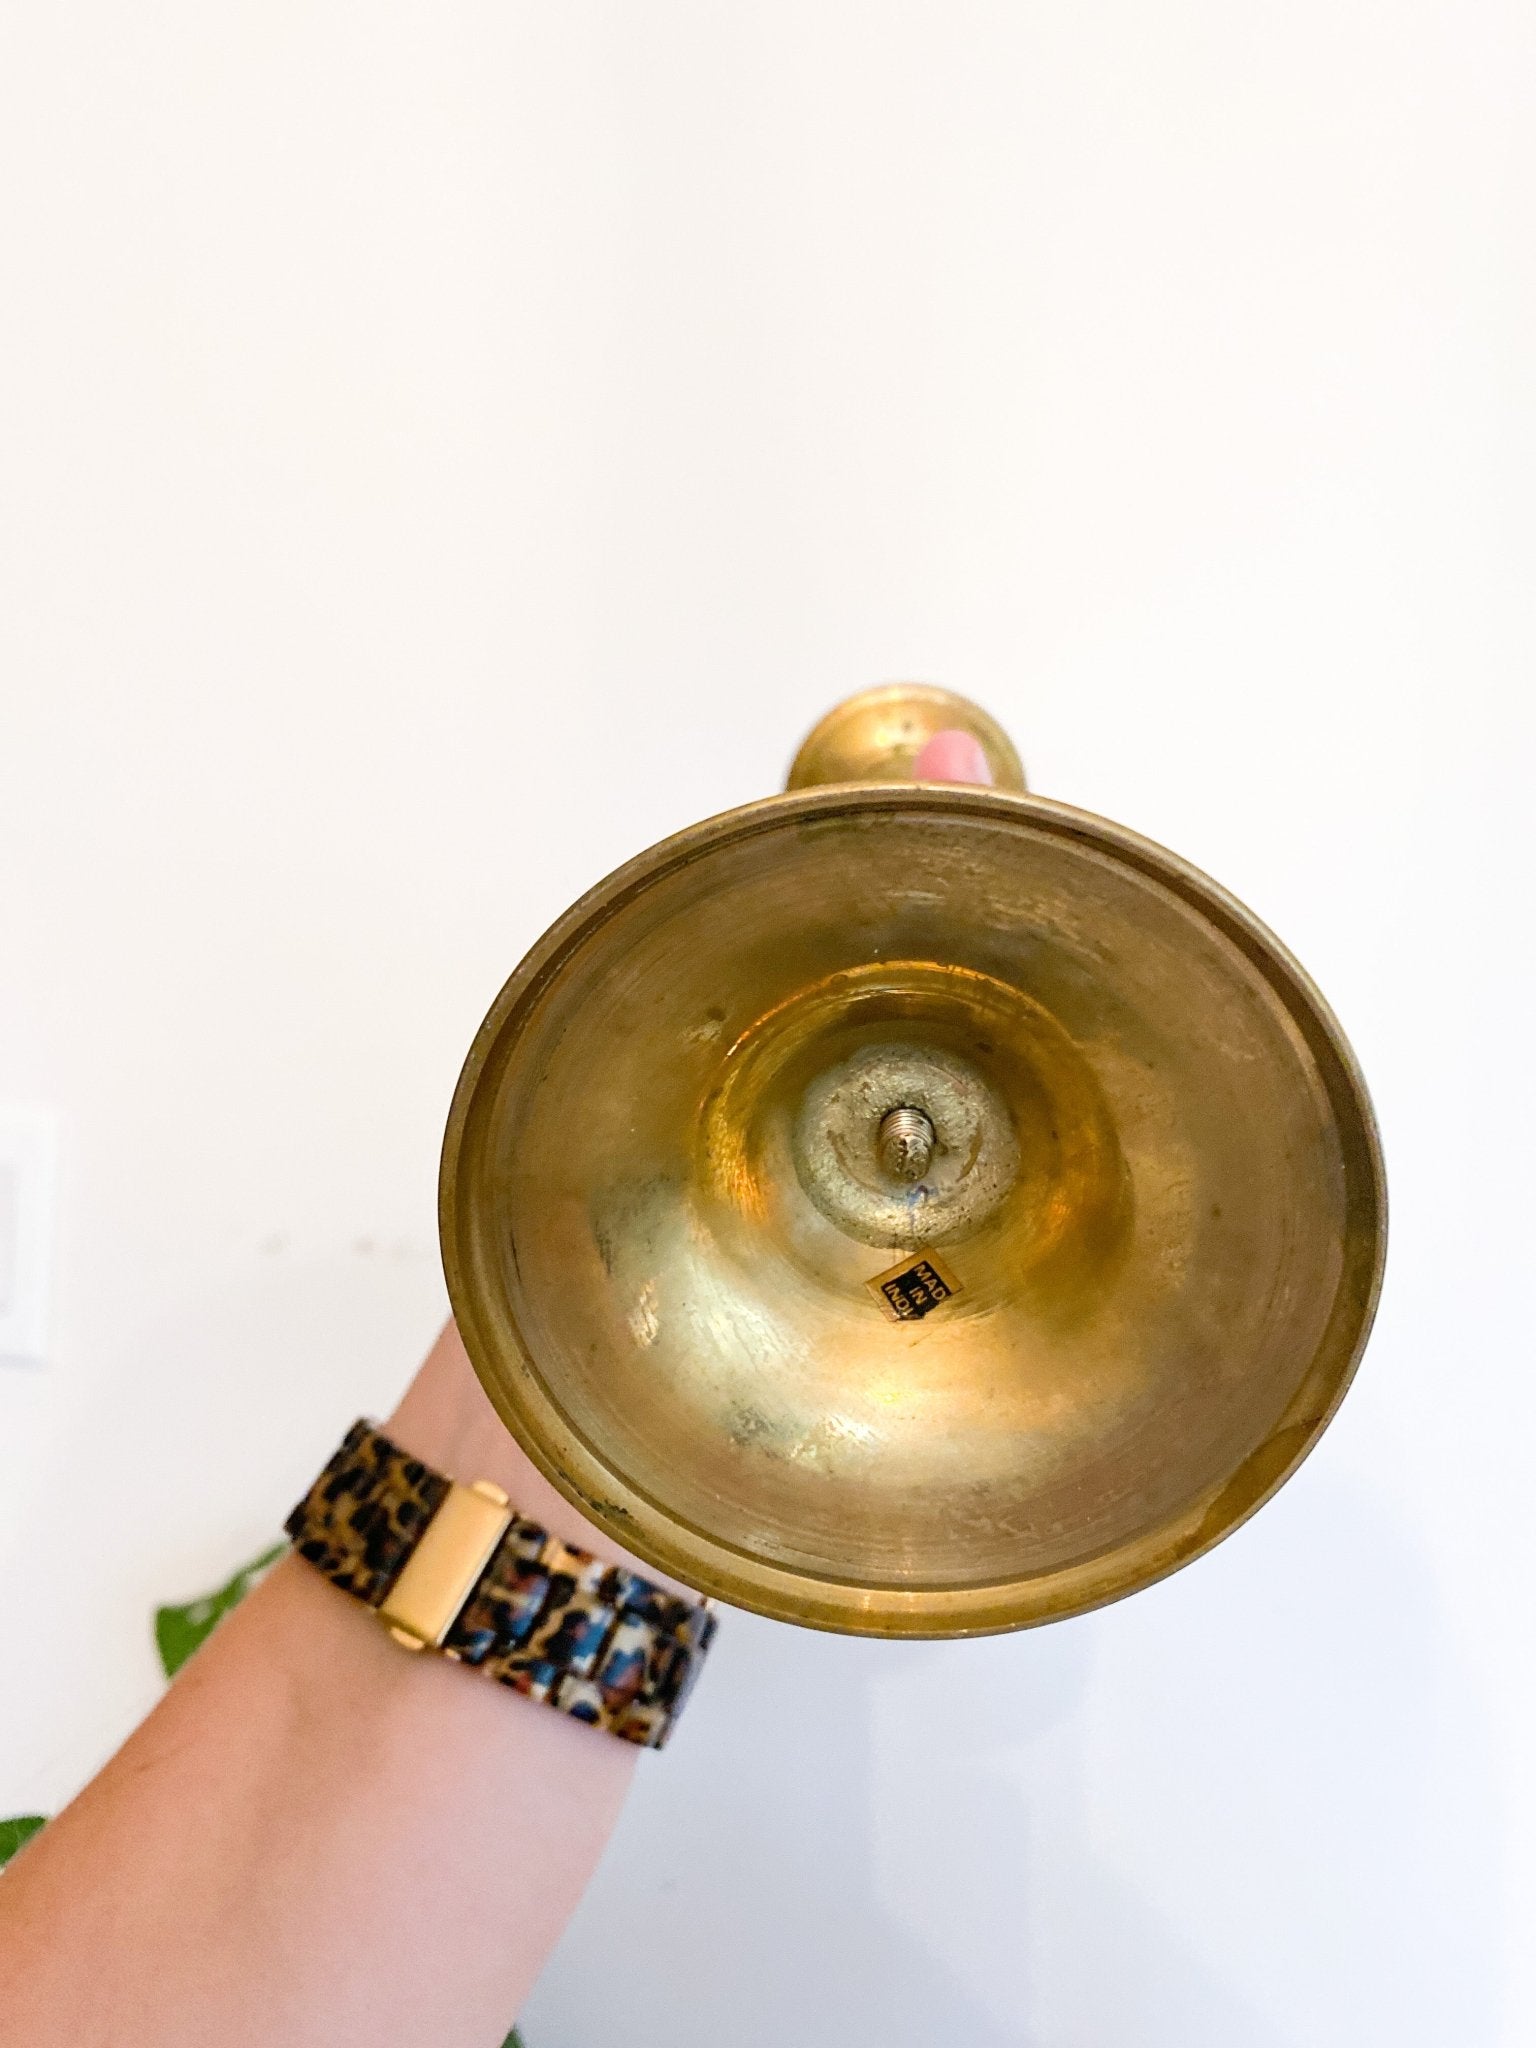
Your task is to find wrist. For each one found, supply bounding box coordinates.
[386,1320,697,1602]
[290,1366,717,1750]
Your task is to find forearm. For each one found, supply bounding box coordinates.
[0,1322,665,2047]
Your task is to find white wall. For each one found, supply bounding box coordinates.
[1,6,1531,2042]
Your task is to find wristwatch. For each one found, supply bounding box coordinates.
[286,1419,716,1748]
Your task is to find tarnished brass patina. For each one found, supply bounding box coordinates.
[441,685,1385,1637]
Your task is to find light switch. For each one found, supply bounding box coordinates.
[0,1107,57,1365]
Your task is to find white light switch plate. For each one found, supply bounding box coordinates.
[0,1106,57,1365]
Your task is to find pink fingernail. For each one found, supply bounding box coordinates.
[913,729,994,786]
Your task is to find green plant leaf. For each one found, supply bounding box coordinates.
[0,1814,47,1867]
[155,1541,290,1678]
[500,2032,524,2048]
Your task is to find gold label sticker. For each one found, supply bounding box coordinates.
[868,1251,959,1323]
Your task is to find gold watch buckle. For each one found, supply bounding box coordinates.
[377,1479,513,1652]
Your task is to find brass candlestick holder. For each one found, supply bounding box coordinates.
[441,685,1385,1636]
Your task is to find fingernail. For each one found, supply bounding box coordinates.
[913,729,994,786]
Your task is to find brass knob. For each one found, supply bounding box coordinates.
[786,683,1026,792]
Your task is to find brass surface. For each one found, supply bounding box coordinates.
[376,1481,514,1649]
[787,683,1027,792]
[791,1037,1020,1250]
[441,707,1385,1638]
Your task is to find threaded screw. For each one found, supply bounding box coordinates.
[878,1105,936,1183]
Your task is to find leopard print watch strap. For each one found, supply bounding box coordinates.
[285,1419,716,1749]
